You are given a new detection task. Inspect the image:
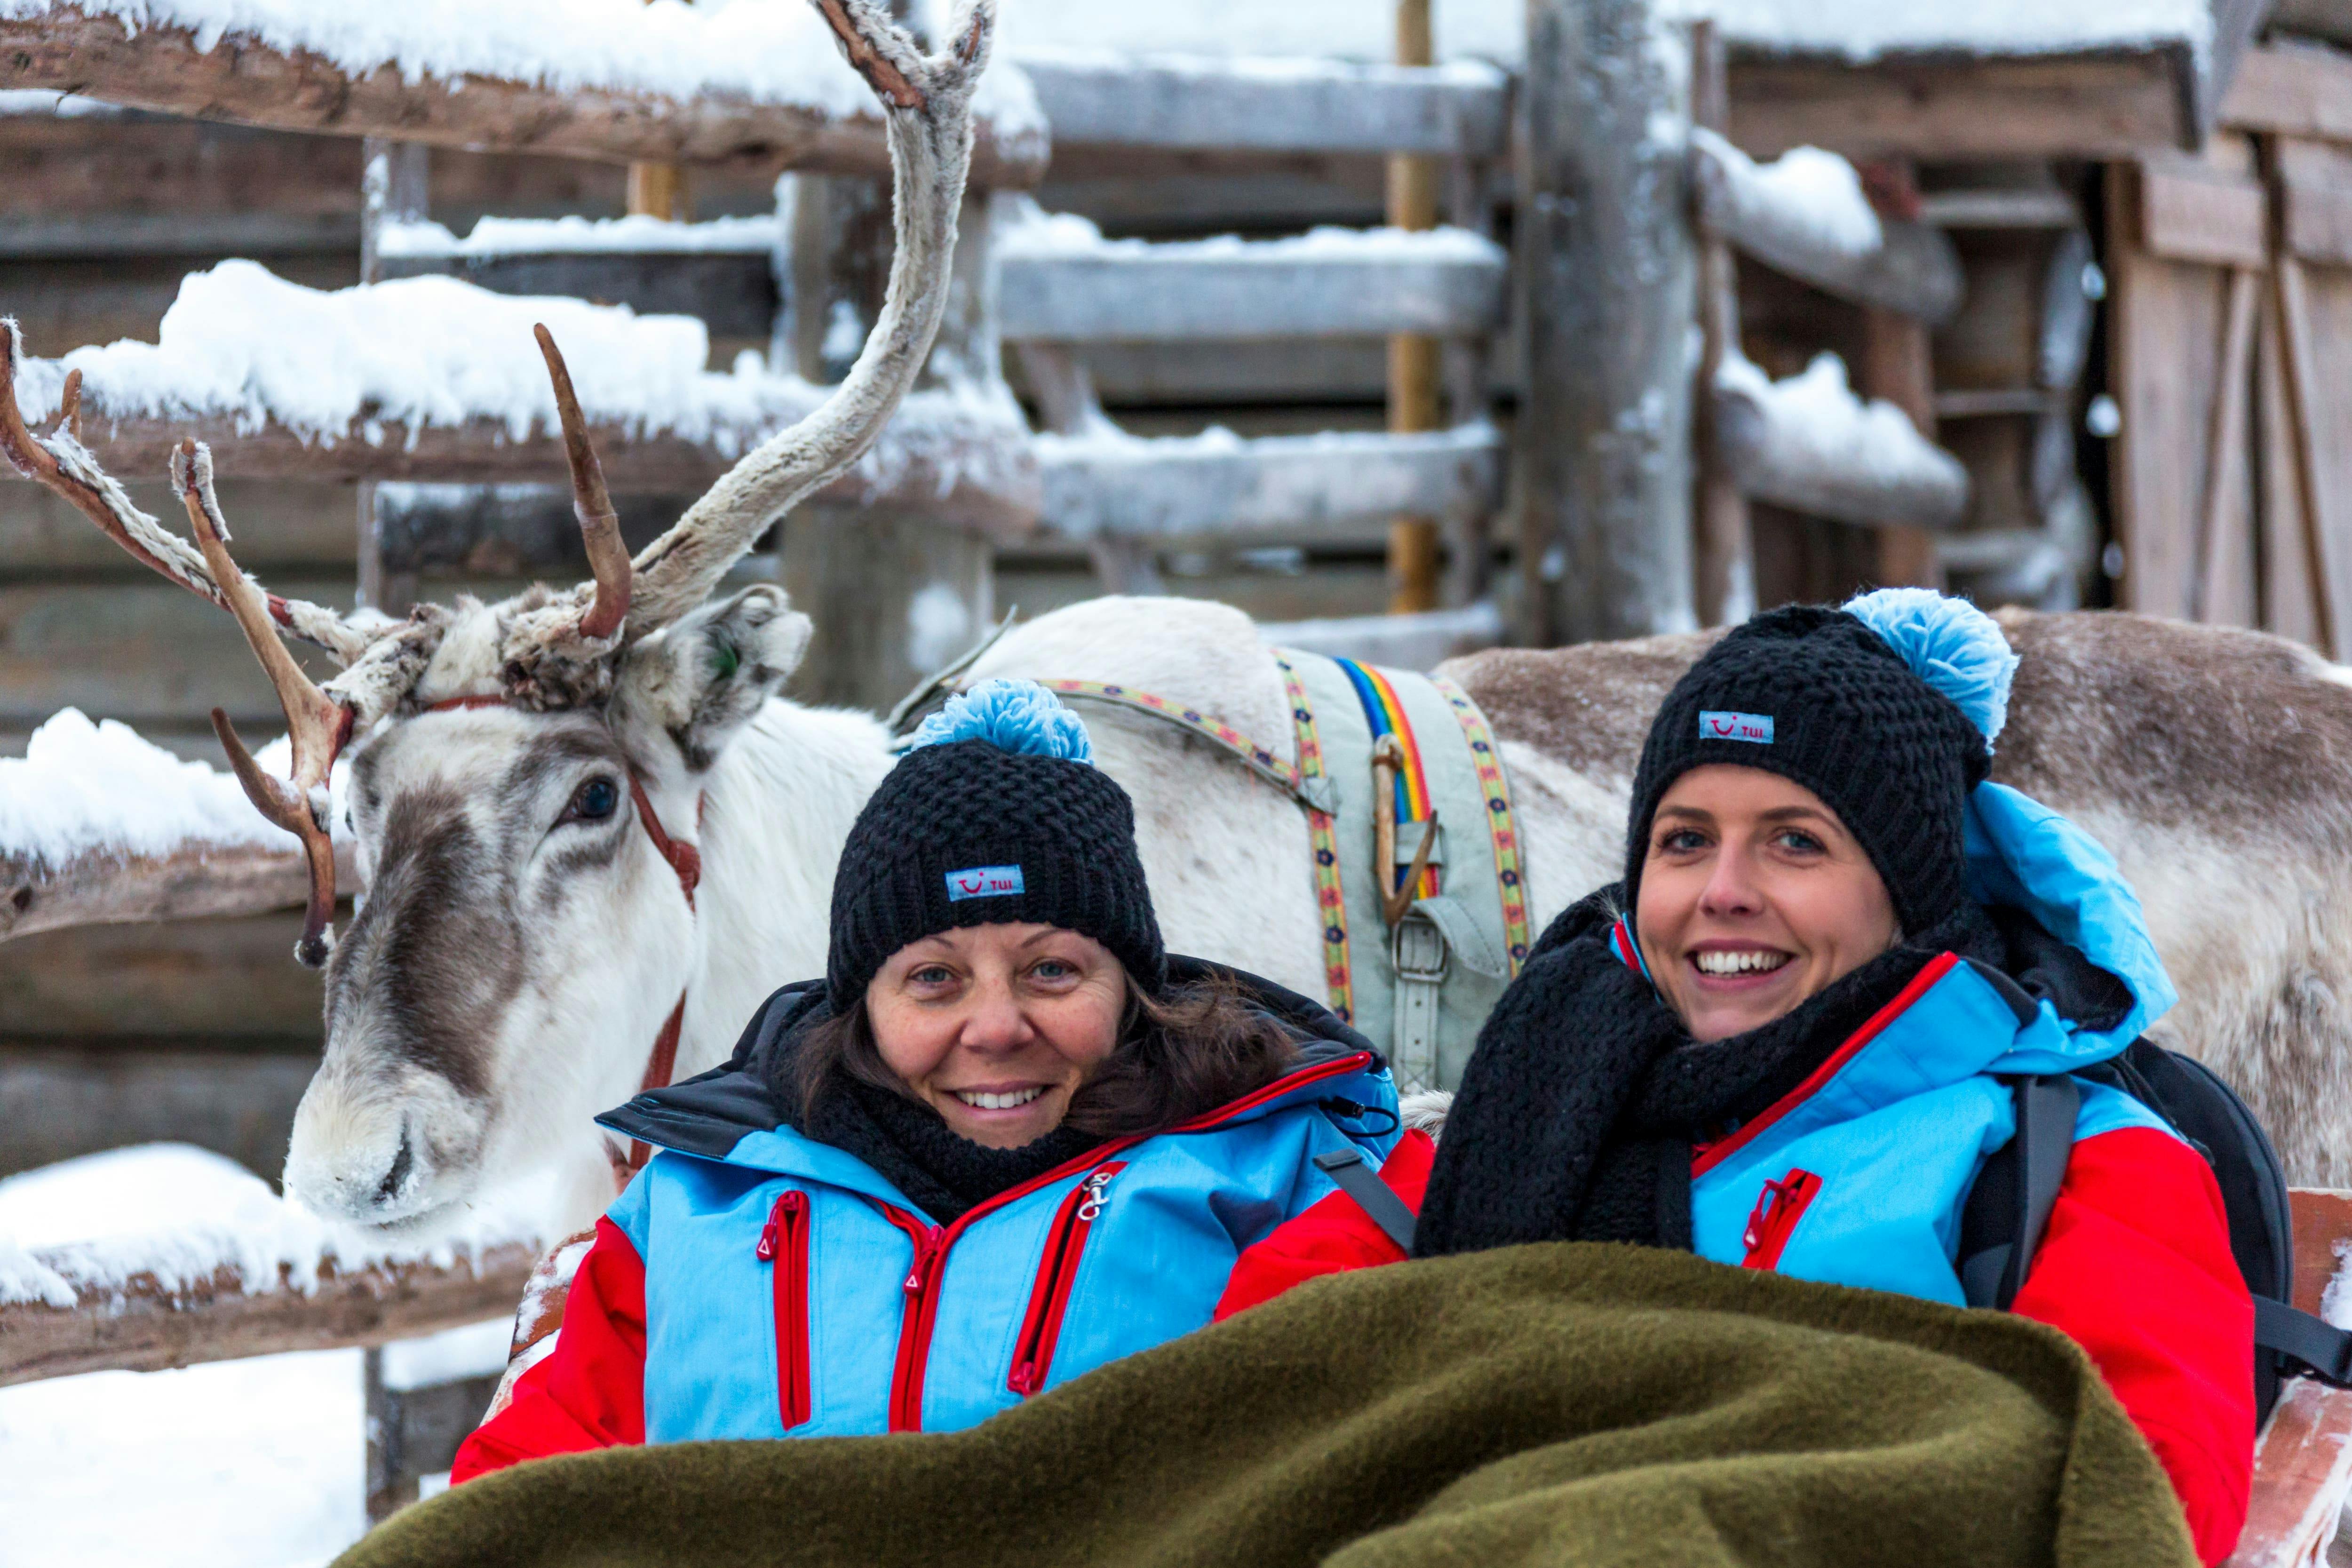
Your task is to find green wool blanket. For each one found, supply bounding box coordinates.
[342,1244,2194,1568]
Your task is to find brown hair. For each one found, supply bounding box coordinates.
[794,970,1302,1139]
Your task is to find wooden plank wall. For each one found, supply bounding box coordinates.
[2106,52,2352,655]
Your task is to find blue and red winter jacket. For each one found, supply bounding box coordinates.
[1216,784,2256,1564]
[453,965,1400,1477]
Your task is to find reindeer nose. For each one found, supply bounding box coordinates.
[373,1120,416,1208]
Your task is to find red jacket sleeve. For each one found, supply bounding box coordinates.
[2010,1125,2255,1565]
[451,1217,648,1483]
[1215,1130,1435,1321]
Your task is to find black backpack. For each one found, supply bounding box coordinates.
[1960,1038,2352,1422]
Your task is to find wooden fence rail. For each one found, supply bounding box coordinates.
[0,2,1049,186]
[0,1238,536,1387]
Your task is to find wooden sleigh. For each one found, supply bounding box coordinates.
[472,1193,2352,1561]
[2225,1191,2352,1568]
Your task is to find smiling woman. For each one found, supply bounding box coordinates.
[1215,591,2259,1566]
[1635,765,1899,1044]
[451,679,1399,1474]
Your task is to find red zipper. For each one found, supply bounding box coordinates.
[1008,1162,1126,1396]
[756,1189,812,1429]
[1740,1169,1822,1271]
[876,1051,1375,1432]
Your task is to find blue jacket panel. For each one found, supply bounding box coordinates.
[604,1038,1398,1441]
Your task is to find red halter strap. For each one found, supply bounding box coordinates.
[423,696,698,1175]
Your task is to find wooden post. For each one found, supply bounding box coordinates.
[1856,160,1943,591]
[357,138,428,616]
[626,0,690,224]
[1386,0,1443,614]
[1517,0,1697,643]
[1688,20,1753,627]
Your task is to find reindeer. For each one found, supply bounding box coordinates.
[12,0,2352,1248]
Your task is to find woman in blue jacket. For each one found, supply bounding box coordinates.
[454,681,1399,1471]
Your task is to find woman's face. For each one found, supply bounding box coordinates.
[866,923,1127,1148]
[1635,764,1899,1044]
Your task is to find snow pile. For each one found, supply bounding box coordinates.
[378,213,779,260]
[0,1143,548,1308]
[0,1345,367,1567]
[0,708,300,870]
[1692,127,1880,259]
[995,198,1504,267]
[13,260,1033,498]
[1714,352,1968,529]
[0,0,1046,140]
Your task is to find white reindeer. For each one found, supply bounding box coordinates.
[11,1,2352,1251]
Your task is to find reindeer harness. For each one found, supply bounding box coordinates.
[926,652,1533,1096]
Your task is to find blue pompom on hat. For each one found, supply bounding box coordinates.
[1841,587,2019,745]
[829,679,1164,1008]
[1623,592,2018,934]
[910,676,1097,764]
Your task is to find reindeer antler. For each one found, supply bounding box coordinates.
[0,318,381,667]
[171,441,352,968]
[533,325,631,641]
[618,0,994,637]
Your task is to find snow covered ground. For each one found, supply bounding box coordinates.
[0,1146,529,1568]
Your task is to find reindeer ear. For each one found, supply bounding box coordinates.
[614,585,810,774]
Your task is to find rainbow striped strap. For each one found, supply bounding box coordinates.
[1432,676,1533,976]
[1333,656,1441,902]
[1277,656,1355,1026]
[1017,679,1337,814]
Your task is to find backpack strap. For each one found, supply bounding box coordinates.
[2256,1297,2352,1387]
[1960,1075,2080,1310]
[1313,1148,1417,1253]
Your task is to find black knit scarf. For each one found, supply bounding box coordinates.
[1413,886,2002,1258]
[811,1080,1099,1225]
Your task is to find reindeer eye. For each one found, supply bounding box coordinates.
[563,777,621,825]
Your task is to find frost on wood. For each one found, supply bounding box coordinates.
[0,0,1046,143]
[378,214,781,260]
[1713,352,1968,530]
[8,260,1035,506]
[994,198,1504,264]
[987,0,2204,68]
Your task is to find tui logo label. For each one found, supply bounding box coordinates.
[1699,710,1775,744]
[946,865,1025,901]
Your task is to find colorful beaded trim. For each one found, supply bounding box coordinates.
[1432,676,1533,976]
[1025,679,1312,805]
[1276,655,1354,1025]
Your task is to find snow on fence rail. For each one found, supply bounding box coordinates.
[4,261,1042,532]
[0,0,1050,185]
[1038,423,1502,542]
[1689,128,1966,324]
[0,1146,539,1387]
[995,211,1509,342]
[1017,50,1509,157]
[1713,352,1969,530]
[0,709,347,941]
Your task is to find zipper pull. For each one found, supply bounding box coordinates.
[1741,1175,1794,1256]
[1075,1166,1119,1223]
[756,1189,805,1261]
[904,1228,939,1294]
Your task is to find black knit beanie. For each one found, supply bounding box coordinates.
[1623,596,2014,936]
[827,682,1166,1011]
